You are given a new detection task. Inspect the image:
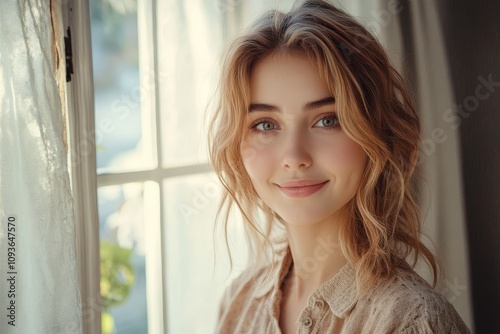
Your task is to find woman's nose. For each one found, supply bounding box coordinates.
[280,132,312,170]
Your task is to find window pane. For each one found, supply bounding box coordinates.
[163,173,249,333]
[157,0,224,167]
[98,182,155,334]
[90,0,155,173]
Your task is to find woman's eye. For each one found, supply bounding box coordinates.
[254,121,277,132]
[314,115,339,129]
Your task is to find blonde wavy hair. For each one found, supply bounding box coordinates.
[209,0,440,294]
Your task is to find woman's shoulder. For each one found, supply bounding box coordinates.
[218,264,262,305]
[222,259,282,298]
[217,248,290,317]
[357,265,471,333]
[215,259,282,333]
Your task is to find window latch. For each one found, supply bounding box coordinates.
[64,27,74,82]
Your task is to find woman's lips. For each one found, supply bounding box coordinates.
[276,180,329,198]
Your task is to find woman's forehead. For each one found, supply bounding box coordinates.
[249,53,331,106]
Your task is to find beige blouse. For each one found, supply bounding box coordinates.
[215,245,471,333]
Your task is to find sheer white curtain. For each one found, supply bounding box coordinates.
[0,1,82,333]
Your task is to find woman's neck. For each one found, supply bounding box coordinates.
[284,218,347,300]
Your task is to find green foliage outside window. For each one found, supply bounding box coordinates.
[100,240,136,334]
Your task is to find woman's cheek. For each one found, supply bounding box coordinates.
[241,141,258,166]
[241,135,276,179]
[322,136,367,171]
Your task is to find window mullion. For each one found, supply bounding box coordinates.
[96,163,213,187]
[137,0,165,333]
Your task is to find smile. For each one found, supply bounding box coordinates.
[276,180,329,198]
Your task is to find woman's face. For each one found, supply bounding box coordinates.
[241,53,367,226]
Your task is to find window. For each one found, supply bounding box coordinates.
[77,0,267,333]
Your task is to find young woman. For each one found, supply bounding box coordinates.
[209,0,471,333]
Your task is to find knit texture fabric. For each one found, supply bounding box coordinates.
[216,246,471,333]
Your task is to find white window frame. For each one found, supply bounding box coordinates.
[61,1,101,333]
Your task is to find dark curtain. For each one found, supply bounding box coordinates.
[435,1,500,333]
[394,0,500,332]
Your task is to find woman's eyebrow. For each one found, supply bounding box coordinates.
[248,96,335,113]
[304,96,335,112]
[248,103,279,113]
